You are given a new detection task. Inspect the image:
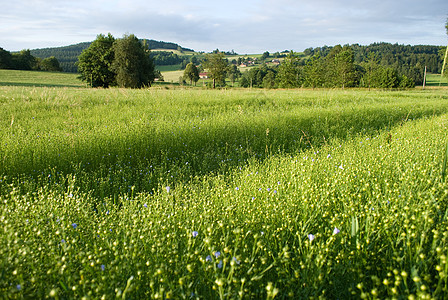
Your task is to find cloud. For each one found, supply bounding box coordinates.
[1,0,447,52]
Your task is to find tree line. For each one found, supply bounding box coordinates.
[237,43,446,89]
[0,48,62,71]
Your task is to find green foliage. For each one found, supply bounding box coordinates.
[1,87,448,298]
[203,52,229,88]
[0,47,13,69]
[240,65,276,88]
[276,51,303,88]
[112,34,155,88]
[304,53,325,88]
[228,64,242,86]
[77,33,156,88]
[12,50,38,70]
[183,62,199,85]
[77,34,116,88]
[39,56,62,72]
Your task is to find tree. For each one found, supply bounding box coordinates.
[442,18,448,78]
[12,50,37,70]
[0,47,13,69]
[77,33,116,87]
[228,65,242,86]
[361,52,379,89]
[183,62,199,85]
[40,56,62,71]
[261,51,270,61]
[304,53,325,88]
[276,51,302,88]
[262,70,277,89]
[112,34,155,88]
[203,52,229,88]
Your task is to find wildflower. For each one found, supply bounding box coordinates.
[166,186,170,193]
[217,260,223,269]
[192,231,198,238]
[308,234,315,242]
[235,187,239,191]
[327,154,331,158]
[339,165,344,170]
[333,227,340,235]
[233,257,241,264]
[214,251,221,258]
[17,284,21,291]
[68,193,73,198]
[61,239,66,243]
[101,264,105,271]
[206,255,212,262]
[267,188,271,192]
[143,203,148,208]
[72,223,77,229]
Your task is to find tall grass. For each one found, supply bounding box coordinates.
[1,87,448,199]
[1,87,448,298]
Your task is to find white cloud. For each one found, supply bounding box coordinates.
[1,0,447,52]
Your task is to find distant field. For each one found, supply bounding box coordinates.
[425,73,448,86]
[0,69,85,88]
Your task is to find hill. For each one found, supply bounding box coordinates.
[30,39,195,72]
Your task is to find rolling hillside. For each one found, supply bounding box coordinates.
[30,39,195,72]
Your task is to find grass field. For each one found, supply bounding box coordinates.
[425,73,448,87]
[1,71,448,298]
[0,69,85,88]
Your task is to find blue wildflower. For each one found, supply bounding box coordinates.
[214,251,221,258]
[101,264,105,271]
[217,260,223,269]
[333,227,340,235]
[192,231,198,238]
[308,234,315,241]
[206,255,212,262]
[72,223,77,229]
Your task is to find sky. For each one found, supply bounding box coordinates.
[1,0,447,53]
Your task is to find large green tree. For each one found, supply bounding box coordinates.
[77,34,116,87]
[112,34,155,88]
[203,52,229,88]
[183,62,199,86]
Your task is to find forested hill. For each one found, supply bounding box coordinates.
[30,39,194,72]
[30,42,91,73]
[305,43,444,74]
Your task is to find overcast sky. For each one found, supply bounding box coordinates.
[1,0,447,53]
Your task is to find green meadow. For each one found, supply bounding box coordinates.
[1,72,448,298]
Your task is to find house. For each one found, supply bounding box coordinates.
[199,72,209,79]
